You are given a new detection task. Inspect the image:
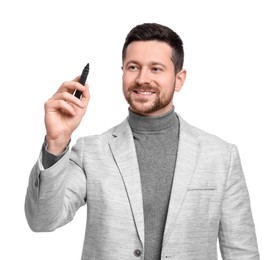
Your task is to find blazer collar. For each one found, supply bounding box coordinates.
[162,114,201,245]
[108,119,145,246]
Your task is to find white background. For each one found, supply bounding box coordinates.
[1,0,278,259]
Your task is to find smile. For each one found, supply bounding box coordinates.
[133,90,156,95]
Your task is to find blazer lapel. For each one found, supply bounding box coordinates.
[163,115,201,245]
[108,119,145,246]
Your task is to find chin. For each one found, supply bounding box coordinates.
[130,102,165,116]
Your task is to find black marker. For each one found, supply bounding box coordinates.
[74,63,89,99]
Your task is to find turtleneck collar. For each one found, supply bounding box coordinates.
[127,107,178,132]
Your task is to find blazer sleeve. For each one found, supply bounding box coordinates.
[24,138,86,232]
[218,145,260,259]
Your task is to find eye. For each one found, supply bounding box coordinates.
[152,66,162,73]
[127,64,139,71]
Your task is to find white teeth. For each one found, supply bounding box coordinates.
[136,91,154,95]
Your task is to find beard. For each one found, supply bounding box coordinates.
[123,85,175,115]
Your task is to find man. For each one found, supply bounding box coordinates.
[25,23,259,259]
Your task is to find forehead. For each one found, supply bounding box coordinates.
[124,40,173,64]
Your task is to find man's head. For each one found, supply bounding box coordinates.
[122,23,186,116]
[122,23,184,74]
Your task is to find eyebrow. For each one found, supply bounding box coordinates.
[125,60,167,68]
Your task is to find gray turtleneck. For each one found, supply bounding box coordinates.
[127,108,180,260]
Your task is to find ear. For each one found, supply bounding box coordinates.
[174,69,187,92]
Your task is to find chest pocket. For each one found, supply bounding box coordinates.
[188,186,216,195]
[185,186,217,215]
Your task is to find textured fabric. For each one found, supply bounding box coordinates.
[41,139,67,169]
[128,108,179,260]
[25,114,260,260]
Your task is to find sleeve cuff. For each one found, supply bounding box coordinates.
[40,138,70,169]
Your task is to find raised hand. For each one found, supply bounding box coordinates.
[44,76,90,154]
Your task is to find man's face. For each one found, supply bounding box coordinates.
[122,40,185,116]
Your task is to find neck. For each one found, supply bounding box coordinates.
[127,107,177,132]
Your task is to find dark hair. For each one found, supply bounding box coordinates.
[122,23,184,73]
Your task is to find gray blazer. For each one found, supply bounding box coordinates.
[25,115,259,259]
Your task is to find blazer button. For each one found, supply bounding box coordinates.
[35,179,39,187]
[134,249,142,257]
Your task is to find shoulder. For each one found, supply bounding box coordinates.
[177,114,235,155]
[177,114,238,171]
[76,118,129,146]
[178,114,231,142]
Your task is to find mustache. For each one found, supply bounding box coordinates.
[129,85,158,92]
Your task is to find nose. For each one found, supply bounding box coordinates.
[136,68,151,85]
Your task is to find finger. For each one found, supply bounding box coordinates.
[52,92,85,109]
[55,79,86,96]
[72,75,81,82]
[45,99,77,116]
[80,84,90,106]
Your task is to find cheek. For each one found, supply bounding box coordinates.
[158,79,176,93]
[122,75,129,88]
[122,73,134,87]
